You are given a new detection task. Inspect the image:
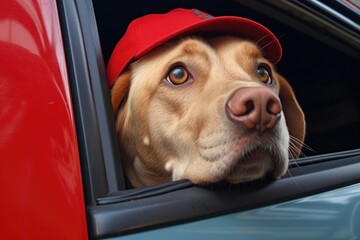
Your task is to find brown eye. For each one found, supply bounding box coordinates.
[167,66,189,85]
[257,65,273,85]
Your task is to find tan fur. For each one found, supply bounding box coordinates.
[277,74,306,158]
[111,36,305,188]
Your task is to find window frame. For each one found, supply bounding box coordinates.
[239,0,360,59]
[57,0,126,205]
[89,153,360,238]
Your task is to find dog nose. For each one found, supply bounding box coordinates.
[226,87,282,132]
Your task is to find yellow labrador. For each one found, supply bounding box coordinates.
[111,36,305,188]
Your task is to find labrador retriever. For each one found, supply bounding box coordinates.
[108,9,305,188]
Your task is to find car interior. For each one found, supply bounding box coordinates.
[58,0,360,238]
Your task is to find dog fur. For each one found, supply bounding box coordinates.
[111,36,305,188]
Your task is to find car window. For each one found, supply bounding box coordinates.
[58,0,360,238]
[94,0,359,157]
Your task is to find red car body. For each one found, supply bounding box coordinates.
[0,0,88,239]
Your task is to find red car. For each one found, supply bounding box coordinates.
[0,0,87,239]
[1,0,359,239]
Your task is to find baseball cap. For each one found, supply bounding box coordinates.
[107,8,282,87]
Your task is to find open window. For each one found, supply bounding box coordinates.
[57,0,360,238]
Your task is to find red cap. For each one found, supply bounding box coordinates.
[107,8,282,87]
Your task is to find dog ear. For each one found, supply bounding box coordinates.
[111,70,131,116]
[277,74,306,158]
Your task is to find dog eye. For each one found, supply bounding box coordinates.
[167,66,190,85]
[257,65,273,85]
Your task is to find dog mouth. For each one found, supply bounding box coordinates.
[224,145,287,184]
[188,126,289,185]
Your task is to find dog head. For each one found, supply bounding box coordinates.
[108,9,305,188]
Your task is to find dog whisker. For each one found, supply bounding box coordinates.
[289,158,300,168]
[289,135,306,147]
[289,135,308,150]
[288,143,300,158]
[256,34,284,53]
[275,34,285,41]
[288,137,310,160]
[288,143,299,159]
[286,168,302,190]
[256,34,277,50]
[255,34,273,46]
[259,40,278,53]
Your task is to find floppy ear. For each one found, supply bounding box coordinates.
[277,74,306,158]
[111,70,131,116]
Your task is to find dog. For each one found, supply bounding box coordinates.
[107,9,305,188]
[110,36,305,188]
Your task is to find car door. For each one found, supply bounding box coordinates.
[58,0,360,238]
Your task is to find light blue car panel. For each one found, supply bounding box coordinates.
[108,183,360,240]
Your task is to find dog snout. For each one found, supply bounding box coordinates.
[226,87,282,132]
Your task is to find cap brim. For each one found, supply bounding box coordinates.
[107,15,282,87]
[137,16,282,64]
